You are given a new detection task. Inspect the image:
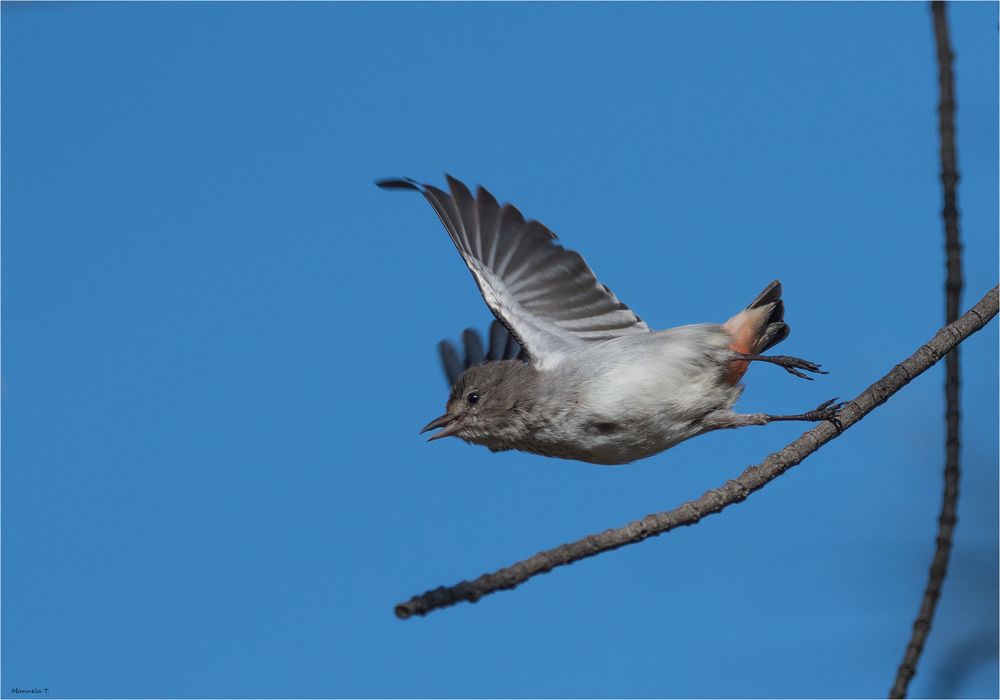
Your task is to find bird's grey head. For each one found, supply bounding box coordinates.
[420,360,539,448]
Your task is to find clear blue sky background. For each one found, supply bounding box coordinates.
[3,2,997,698]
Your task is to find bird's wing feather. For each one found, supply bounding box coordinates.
[437,321,527,384]
[377,175,649,366]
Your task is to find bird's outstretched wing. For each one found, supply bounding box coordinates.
[377,175,649,366]
[438,320,528,385]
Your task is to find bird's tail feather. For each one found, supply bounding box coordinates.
[723,280,790,382]
[743,280,789,354]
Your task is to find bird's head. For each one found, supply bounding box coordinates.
[420,361,537,447]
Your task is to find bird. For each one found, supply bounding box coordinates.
[377,175,840,465]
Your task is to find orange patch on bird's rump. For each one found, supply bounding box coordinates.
[723,309,763,384]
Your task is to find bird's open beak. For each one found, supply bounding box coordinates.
[420,413,463,441]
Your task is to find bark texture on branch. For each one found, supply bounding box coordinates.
[889,3,963,697]
[396,286,998,619]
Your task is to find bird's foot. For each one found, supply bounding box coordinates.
[740,353,828,380]
[767,398,845,428]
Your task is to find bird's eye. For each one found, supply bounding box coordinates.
[466,391,480,405]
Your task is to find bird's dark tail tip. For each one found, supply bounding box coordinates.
[745,280,789,353]
[747,279,782,310]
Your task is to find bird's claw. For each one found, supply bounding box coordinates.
[778,357,828,380]
[808,398,846,431]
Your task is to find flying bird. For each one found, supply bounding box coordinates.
[377,175,840,465]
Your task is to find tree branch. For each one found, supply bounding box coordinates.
[395,286,998,620]
[889,3,963,696]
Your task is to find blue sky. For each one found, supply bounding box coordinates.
[3,2,997,698]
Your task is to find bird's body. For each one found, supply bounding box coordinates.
[492,326,739,464]
[378,175,838,465]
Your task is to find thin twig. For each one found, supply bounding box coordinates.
[889,3,963,697]
[396,286,997,619]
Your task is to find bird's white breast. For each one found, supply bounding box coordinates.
[530,325,741,464]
